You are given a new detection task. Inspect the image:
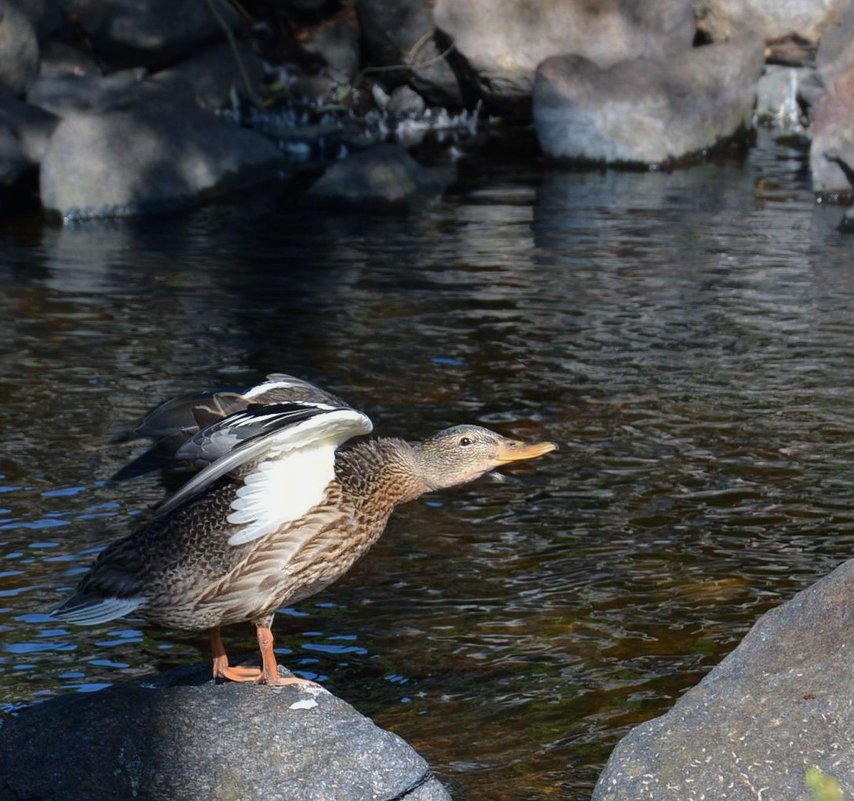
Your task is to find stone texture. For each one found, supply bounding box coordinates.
[149,43,265,109]
[815,1,854,101]
[63,0,239,70]
[308,142,444,207]
[0,0,39,95]
[0,663,450,801]
[38,41,103,78]
[40,99,284,220]
[692,0,849,43]
[810,63,854,195]
[301,10,362,78]
[27,73,143,116]
[356,0,463,106]
[592,558,854,801]
[433,0,696,108]
[533,38,764,165]
[0,89,58,161]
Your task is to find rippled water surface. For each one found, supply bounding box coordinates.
[1,132,852,799]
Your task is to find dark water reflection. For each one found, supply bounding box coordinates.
[1,132,853,799]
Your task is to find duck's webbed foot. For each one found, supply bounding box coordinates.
[209,627,263,683]
[255,623,321,688]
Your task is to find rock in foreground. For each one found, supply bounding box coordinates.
[592,558,854,801]
[534,39,764,165]
[0,663,450,801]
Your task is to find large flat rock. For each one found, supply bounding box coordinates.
[0,663,451,801]
[592,558,854,801]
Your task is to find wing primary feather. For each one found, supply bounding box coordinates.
[156,408,373,517]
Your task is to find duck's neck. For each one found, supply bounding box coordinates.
[335,437,431,516]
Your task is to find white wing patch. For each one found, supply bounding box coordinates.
[224,409,373,546]
[227,445,336,545]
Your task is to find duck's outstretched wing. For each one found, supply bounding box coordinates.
[110,373,346,481]
[156,404,373,547]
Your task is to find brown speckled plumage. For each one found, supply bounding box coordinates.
[55,396,556,686]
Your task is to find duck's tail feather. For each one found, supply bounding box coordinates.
[51,594,144,625]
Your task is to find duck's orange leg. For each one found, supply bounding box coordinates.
[209,627,262,682]
[255,624,319,688]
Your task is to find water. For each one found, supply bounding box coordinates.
[1,131,852,799]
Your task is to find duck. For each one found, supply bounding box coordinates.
[110,373,346,481]
[54,379,557,687]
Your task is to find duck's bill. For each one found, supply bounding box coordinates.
[495,439,558,463]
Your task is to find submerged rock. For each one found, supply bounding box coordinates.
[308,142,445,208]
[433,0,696,109]
[0,663,450,801]
[592,558,854,801]
[533,38,764,165]
[40,100,284,220]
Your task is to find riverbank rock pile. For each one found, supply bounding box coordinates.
[591,557,854,801]
[0,663,450,801]
[0,0,851,219]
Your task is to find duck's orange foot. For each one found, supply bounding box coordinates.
[213,662,264,683]
[257,673,321,688]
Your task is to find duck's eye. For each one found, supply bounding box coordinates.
[459,437,473,446]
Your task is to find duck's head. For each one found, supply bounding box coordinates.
[413,424,557,491]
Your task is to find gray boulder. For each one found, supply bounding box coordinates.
[27,73,143,116]
[692,0,848,43]
[149,43,265,109]
[0,663,450,801]
[533,38,764,165]
[308,143,445,208]
[809,64,854,195]
[65,0,239,69]
[302,11,362,78]
[0,0,39,95]
[433,0,696,108]
[0,90,57,183]
[38,41,103,78]
[592,558,854,801]
[815,1,854,103]
[356,0,464,107]
[40,99,284,220]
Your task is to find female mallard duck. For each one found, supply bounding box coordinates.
[54,379,556,687]
[111,373,345,481]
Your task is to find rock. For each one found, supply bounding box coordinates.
[308,143,445,208]
[0,0,40,95]
[591,558,854,801]
[38,41,102,78]
[64,0,239,70]
[0,663,450,801]
[387,84,426,116]
[27,73,143,116]
[755,64,810,129]
[815,1,854,100]
[809,64,854,195]
[356,0,464,107]
[692,0,848,44]
[533,38,765,165]
[840,207,854,231]
[301,9,362,78]
[150,43,265,109]
[0,89,58,160]
[433,0,696,109]
[39,99,285,220]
